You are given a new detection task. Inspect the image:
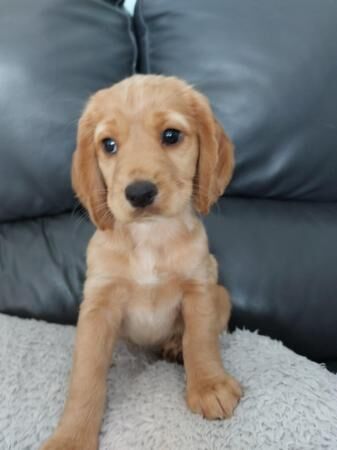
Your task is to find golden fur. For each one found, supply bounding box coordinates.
[42,75,241,450]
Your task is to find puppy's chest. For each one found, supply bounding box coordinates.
[117,220,207,347]
[123,245,184,346]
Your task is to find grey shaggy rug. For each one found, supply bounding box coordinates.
[1,314,337,450]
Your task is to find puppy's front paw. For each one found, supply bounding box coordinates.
[187,375,242,420]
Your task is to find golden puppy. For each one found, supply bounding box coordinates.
[42,75,241,450]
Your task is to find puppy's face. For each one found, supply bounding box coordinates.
[72,75,234,229]
[94,77,199,223]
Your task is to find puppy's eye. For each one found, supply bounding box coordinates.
[161,128,182,146]
[102,138,118,155]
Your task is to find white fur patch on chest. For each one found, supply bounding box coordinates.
[131,246,159,285]
[128,219,172,285]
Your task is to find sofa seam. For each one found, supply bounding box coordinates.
[134,0,151,73]
[108,4,138,75]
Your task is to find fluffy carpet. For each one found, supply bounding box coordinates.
[1,313,336,450]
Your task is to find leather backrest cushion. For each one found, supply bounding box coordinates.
[0,0,136,222]
[135,0,337,201]
[0,213,93,325]
[204,197,337,363]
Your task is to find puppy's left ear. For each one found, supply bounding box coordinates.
[191,91,234,214]
[72,106,114,230]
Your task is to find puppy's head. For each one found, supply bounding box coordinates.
[72,75,234,229]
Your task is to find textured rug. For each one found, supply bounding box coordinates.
[1,313,336,450]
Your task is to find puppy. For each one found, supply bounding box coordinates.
[42,75,241,450]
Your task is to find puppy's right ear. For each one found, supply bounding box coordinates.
[71,108,114,230]
[190,90,234,215]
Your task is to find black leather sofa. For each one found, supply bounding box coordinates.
[0,0,336,371]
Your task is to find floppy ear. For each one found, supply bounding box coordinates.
[71,109,114,230]
[191,92,235,215]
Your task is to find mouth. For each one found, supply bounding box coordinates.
[131,202,161,220]
[109,198,162,224]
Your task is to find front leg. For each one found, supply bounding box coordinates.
[41,282,127,450]
[182,283,242,420]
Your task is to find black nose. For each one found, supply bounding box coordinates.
[125,181,158,208]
